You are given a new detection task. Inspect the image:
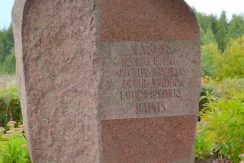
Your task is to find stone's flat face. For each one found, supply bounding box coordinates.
[101,116,197,163]
[13,0,200,162]
[98,0,198,40]
[98,41,199,120]
[97,0,200,162]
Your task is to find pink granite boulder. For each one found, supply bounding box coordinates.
[12,0,200,162]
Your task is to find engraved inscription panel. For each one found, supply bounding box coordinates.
[98,41,200,120]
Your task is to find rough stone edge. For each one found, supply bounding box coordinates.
[12,0,33,161]
[182,0,200,42]
[175,0,201,42]
[94,1,103,162]
[13,1,102,162]
[182,2,200,162]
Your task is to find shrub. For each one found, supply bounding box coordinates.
[0,86,21,127]
[0,121,30,163]
[194,122,215,159]
[199,86,216,111]
[195,90,244,162]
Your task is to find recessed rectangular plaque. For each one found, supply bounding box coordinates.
[97,41,199,120]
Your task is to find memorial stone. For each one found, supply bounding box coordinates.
[12,0,200,162]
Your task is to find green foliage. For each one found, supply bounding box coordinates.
[200,26,217,45]
[199,86,215,111]
[0,87,21,127]
[0,48,16,74]
[216,11,228,52]
[197,12,244,78]
[0,134,30,163]
[2,48,16,74]
[0,122,30,163]
[195,90,244,162]
[194,122,215,159]
[196,12,218,37]
[197,11,244,79]
[214,36,244,80]
[0,26,14,62]
[0,26,15,74]
[227,15,244,41]
[201,43,220,76]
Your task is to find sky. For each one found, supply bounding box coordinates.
[0,0,244,29]
[185,0,244,20]
[0,0,15,29]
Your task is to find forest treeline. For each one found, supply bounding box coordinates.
[0,26,15,74]
[0,11,243,78]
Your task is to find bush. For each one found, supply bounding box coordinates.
[194,122,215,159]
[0,87,21,127]
[0,121,30,163]
[195,90,244,162]
[199,86,216,111]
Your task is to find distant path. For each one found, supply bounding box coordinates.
[0,75,16,88]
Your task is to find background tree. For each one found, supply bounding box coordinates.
[226,15,244,41]
[196,12,218,36]
[0,26,15,74]
[0,26,14,62]
[201,26,217,45]
[215,11,228,52]
[214,36,244,80]
[201,43,220,77]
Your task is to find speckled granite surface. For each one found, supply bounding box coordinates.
[12,0,200,162]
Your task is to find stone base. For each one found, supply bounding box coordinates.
[101,116,197,163]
